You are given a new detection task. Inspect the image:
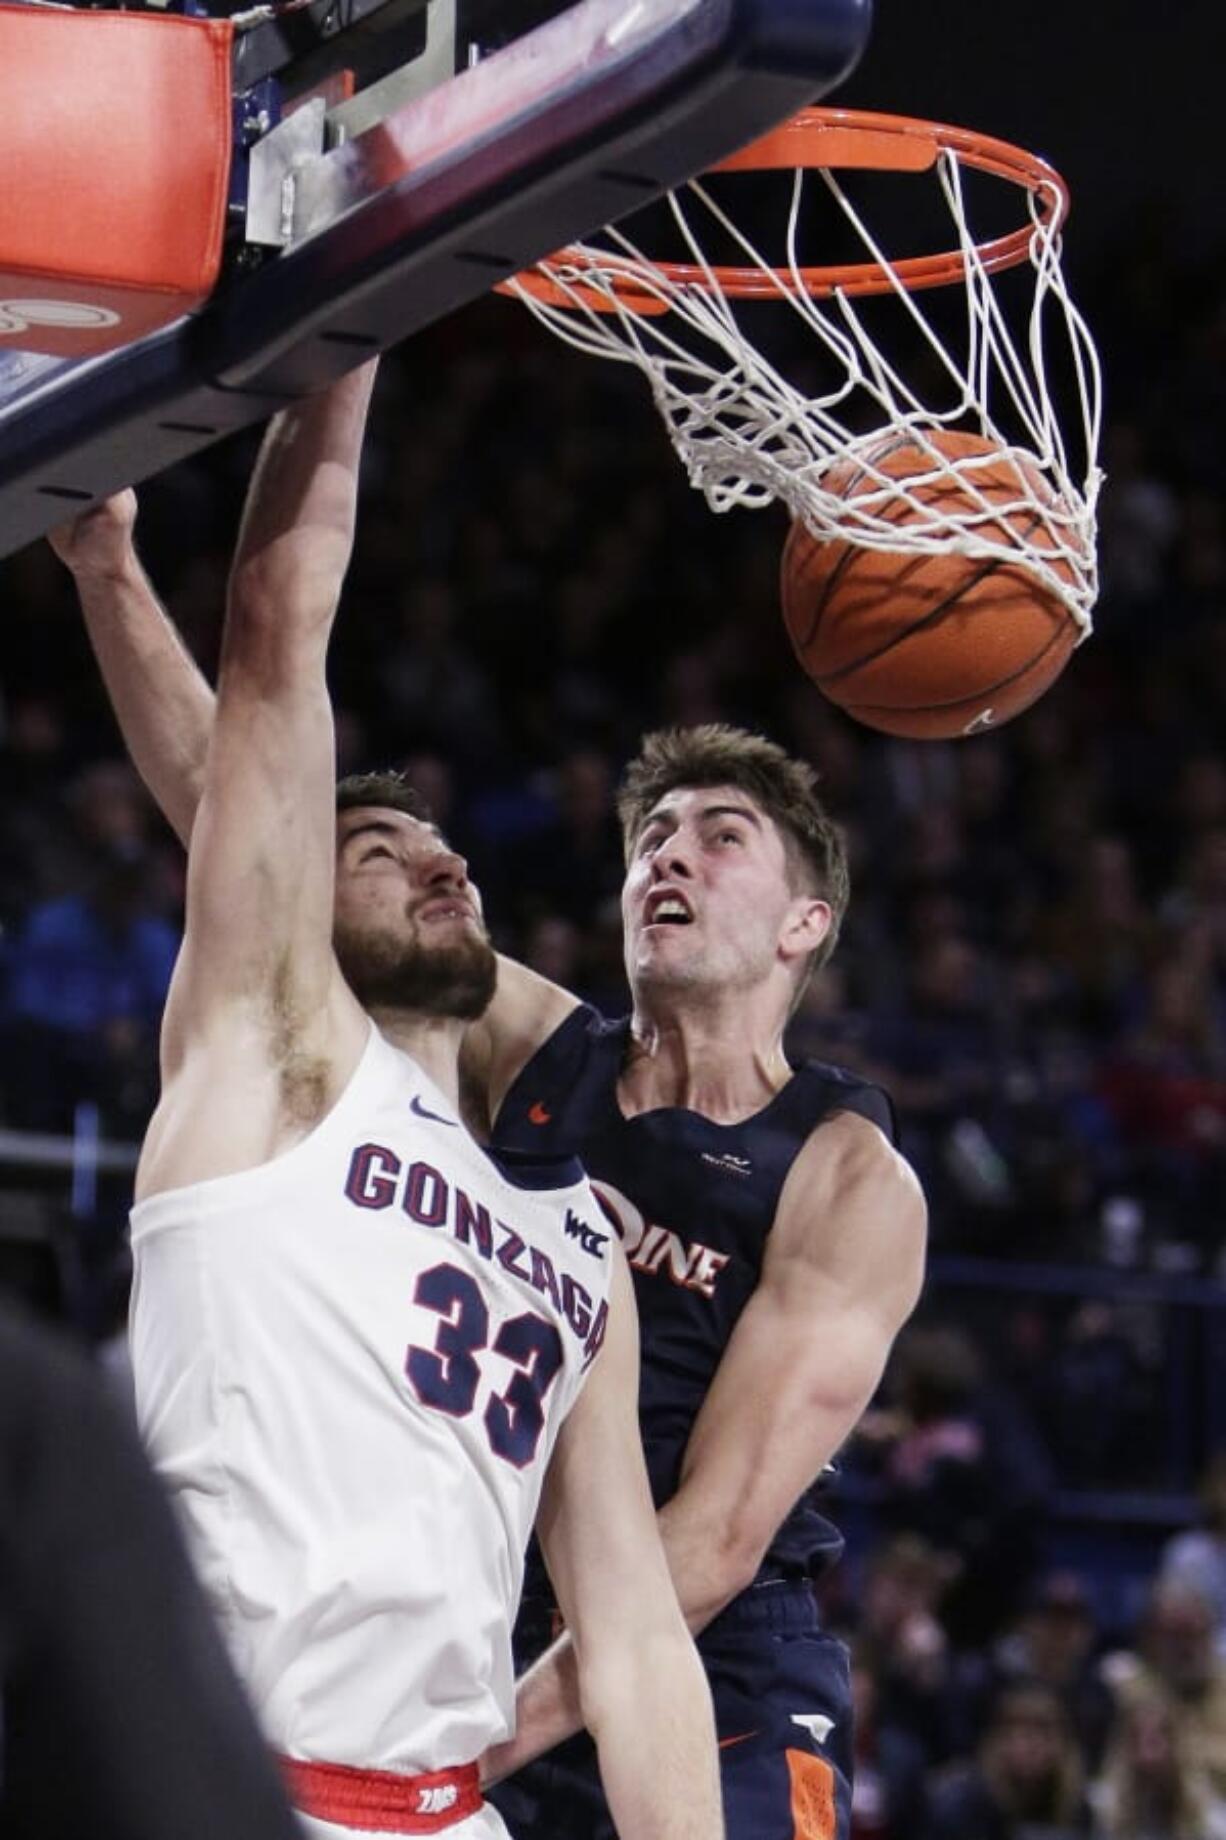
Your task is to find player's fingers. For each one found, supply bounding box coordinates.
[47,488,138,565]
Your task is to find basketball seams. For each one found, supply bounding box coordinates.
[779,426,1082,738]
[812,493,1058,689]
[811,552,1007,687]
[842,614,1075,715]
[790,530,856,655]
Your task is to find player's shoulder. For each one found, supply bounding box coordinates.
[494,1001,628,1133]
[535,999,629,1059]
[785,1053,898,1145]
[777,1105,926,1257]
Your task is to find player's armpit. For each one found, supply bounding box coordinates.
[658,1112,927,1629]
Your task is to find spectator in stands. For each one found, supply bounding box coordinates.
[1160,1454,1226,1657]
[861,1322,1053,1645]
[1099,937,1226,1267]
[847,1635,929,1838]
[1162,829,1226,971]
[1096,421,1179,610]
[2,836,178,1132]
[993,1572,1116,1773]
[1036,834,1156,1044]
[1038,1300,1160,1490]
[516,745,625,929]
[851,1533,959,1767]
[1090,1683,1226,1839]
[867,929,998,1126]
[924,1679,1092,1839]
[377,573,501,762]
[521,913,583,989]
[1103,1580,1226,1807]
[0,693,78,920]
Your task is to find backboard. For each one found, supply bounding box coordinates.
[0,0,872,558]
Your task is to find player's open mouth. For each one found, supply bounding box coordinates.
[644,895,693,927]
[416,900,474,924]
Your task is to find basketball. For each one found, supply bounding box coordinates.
[780,429,1086,740]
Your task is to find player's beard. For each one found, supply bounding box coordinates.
[334,917,497,1021]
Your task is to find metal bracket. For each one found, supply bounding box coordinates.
[245,98,328,248]
[325,0,457,142]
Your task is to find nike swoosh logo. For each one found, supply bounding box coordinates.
[410,1094,458,1127]
[527,1101,551,1125]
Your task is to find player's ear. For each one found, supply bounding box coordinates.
[780,898,832,965]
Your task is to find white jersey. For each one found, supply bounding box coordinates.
[130,1023,612,1776]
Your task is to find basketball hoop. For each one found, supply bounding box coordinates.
[500,108,1103,631]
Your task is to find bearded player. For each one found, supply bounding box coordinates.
[74,367,723,1840]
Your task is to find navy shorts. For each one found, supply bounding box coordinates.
[489,1582,852,1840]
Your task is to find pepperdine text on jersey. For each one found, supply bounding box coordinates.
[591,1181,732,1300]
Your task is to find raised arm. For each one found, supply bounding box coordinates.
[49,492,213,847]
[138,365,377,1199]
[486,1249,723,1838]
[494,1111,926,1760]
[50,473,579,1115]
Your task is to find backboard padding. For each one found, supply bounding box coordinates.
[0,0,872,557]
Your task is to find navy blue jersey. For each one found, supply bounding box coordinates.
[495,1003,896,1579]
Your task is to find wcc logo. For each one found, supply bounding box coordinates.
[564,1208,608,1260]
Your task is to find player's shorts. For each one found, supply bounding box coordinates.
[489,1580,852,1840]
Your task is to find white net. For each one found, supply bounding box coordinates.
[505,119,1104,632]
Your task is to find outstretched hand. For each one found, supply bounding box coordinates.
[47,490,138,579]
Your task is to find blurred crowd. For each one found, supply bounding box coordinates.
[0,198,1224,1837]
[806,1316,1226,1836]
[2,225,1224,1277]
[820,1309,1226,1836]
[838,1519,1226,1837]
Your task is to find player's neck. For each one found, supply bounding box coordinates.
[622,999,791,1124]
[369,1006,468,1109]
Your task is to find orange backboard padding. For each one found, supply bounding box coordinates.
[0,6,234,356]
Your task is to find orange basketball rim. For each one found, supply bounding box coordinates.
[499,105,1103,633]
[506,107,1071,312]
